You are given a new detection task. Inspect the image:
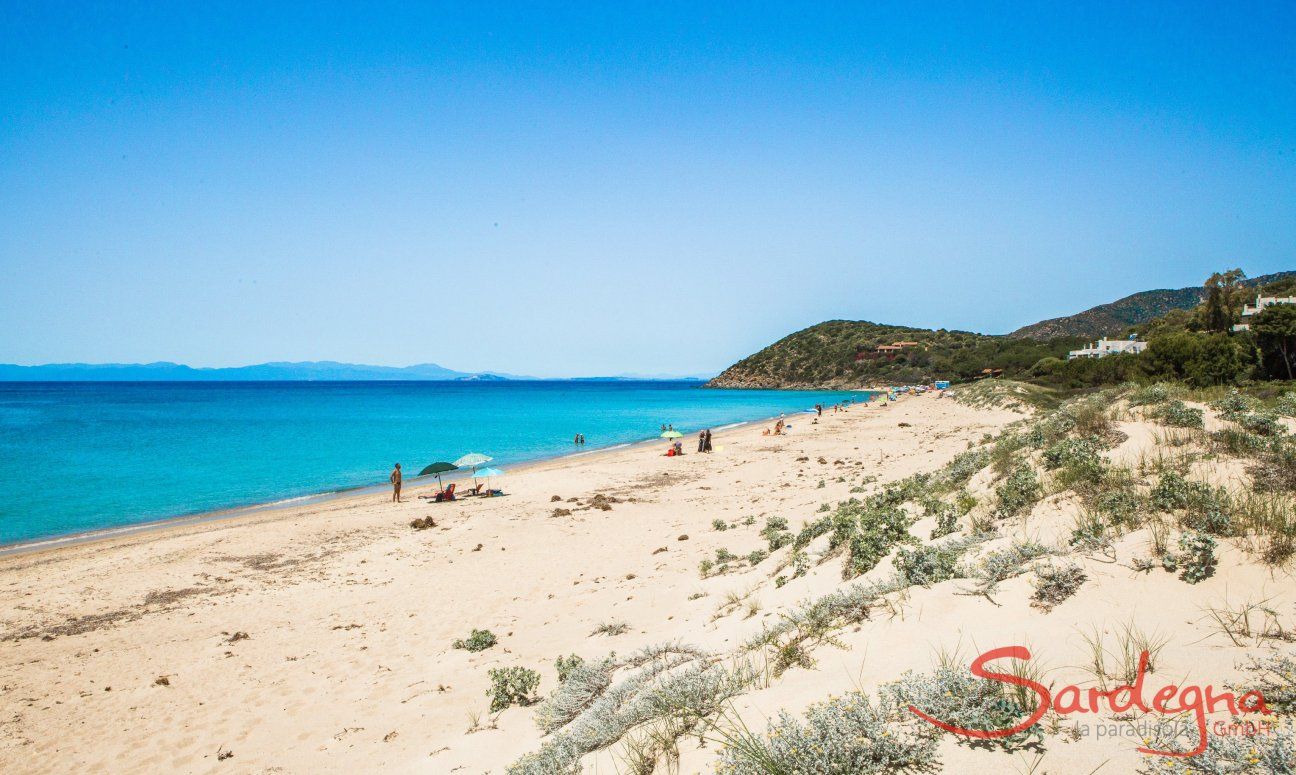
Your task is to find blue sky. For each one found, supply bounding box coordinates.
[2,2,1293,377]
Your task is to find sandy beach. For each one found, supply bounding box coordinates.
[1,393,1291,773]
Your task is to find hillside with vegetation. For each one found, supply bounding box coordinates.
[1009,270,1296,341]
[706,320,1079,388]
[710,269,1296,390]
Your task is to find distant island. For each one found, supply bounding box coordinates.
[0,361,710,382]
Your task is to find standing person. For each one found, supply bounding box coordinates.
[697,430,706,453]
[389,463,403,503]
[704,429,713,452]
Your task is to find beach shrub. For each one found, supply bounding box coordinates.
[760,517,792,551]
[1212,390,1260,415]
[1277,391,1296,418]
[1229,652,1296,715]
[1069,510,1111,552]
[1236,410,1286,437]
[1030,561,1087,610]
[746,549,768,566]
[713,690,939,775]
[1129,383,1173,406]
[1152,400,1205,429]
[554,654,584,684]
[939,448,990,489]
[591,621,630,637]
[967,540,1053,596]
[893,544,963,587]
[995,464,1042,518]
[1212,426,1269,456]
[1180,488,1234,536]
[1150,471,1213,512]
[1253,438,1296,492]
[929,505,960,539]
[487,666,541,712]
[1094,486,1143,528]
[517,644,752,775]
[1176,531,1217,584]
[1134,717,1294,774]
[842,502,913,579]
[453,629,498,652]
[698,558,715,578]
[712,519,729,531]
[1042,436,1106,486]
[882,666,1043,751]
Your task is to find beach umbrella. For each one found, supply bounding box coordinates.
[660,430,684,439]
[418,461,458,488]
[454,452,493,468]
[474,467,504,494]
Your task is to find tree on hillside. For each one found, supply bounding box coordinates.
[1144,331,1250,387]
[1199,268,1248,333]
[1253,304,1296,380]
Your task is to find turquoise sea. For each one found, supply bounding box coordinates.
[0,381,860,546]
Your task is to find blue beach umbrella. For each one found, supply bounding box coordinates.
[475,467,504,493]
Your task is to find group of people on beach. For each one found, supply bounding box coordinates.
[573,433,586,445]
[696,429,713,453]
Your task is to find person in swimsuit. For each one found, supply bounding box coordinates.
[390,463,402,503]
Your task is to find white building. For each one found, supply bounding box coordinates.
[1067,338,1148,360]
[1232,295,1296,332]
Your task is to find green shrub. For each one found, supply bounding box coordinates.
[1277,391,1296,418]
[453,628,498,652]
[1235,410,1286,437]
[842,503,913,579]
[554,654,584,683]
[487,666,541,712]
[996,464,1042,518]
[746,549,768,565]
[1135,718,1294,774]
[929,506,960,539]
[1176,531,1217,584]
[1212,390,1260,415]
[1094,487,1143,528]
[714,690,939,774]
[1042,436,1106,485]
[894,544,963,587]
[968,540,1053,596]
[1129,383,1173,406]
[712,519,729,531]
[1228,652,1296,714]
[1150,471,1213,512]
[939,448,990,489]
[1030,562,1087,610]
[1152,400,1204,429]
[882,666,1043,751]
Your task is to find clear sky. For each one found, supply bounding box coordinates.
[2,2,1294,377]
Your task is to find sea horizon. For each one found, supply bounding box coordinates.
[0,380,865,546]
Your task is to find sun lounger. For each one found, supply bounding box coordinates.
[433,483,456,502]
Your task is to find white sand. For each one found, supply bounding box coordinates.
[1,394,1289,773]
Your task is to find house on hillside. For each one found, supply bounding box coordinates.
[1232,294,1296,332]
[1067,337,1148,360]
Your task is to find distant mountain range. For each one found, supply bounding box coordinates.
[1008,270,1296,340]
[0,361,711,382]
[0,361,504,382]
